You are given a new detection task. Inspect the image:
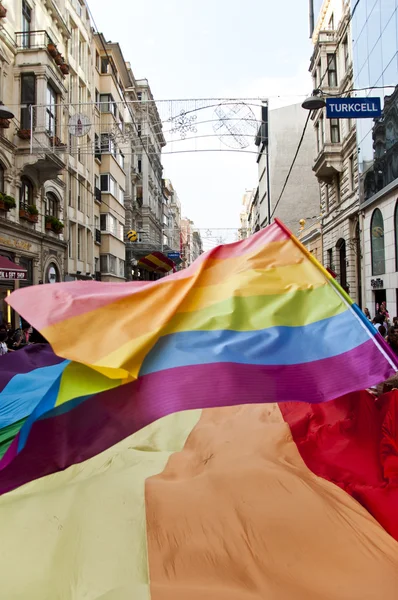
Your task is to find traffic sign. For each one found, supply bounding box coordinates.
[167,252,180,260]
[326,97,382,119]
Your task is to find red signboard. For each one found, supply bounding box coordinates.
[0,257,27,280]
[0,269,27,280]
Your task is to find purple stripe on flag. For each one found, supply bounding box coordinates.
[0,345,63,393]
[0,338,393,495]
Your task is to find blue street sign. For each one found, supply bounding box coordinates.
[326,97,382,119]
[167,252,180,260]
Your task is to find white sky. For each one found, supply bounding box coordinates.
[89,0,313,231]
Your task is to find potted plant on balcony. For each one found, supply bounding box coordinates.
[60,63,69,75]
[45,215,64,234]
[47,41,58,57]
[27,204,39,222]
[0,4,7,18]
[0,194,16,211]
[17,129,31,140]
[54,53,64,66]
[19,205,29,220]
[0,118,10,128]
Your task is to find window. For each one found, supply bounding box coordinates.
[95,88,100,108]
[327,248,333,269]
[100,174,116,196]
[68,223,74,258]
[109,255,117,274]
[119,258,125,278]
[46,192,58,217]
[349,155,355,190]
[22,0,31,48]
[100,133,116,157]
[137,92,142,101]
[78,38,85,69]
[77,227,83,260]
[94,134,101,161]
[100,254,108,273]
[46,85,57,137]
[20,73,35,130]
[395,202,398,272]
[335,174,341,204]
[327,54,337,87]
[78,181,83,212]
[118,150,125,170]
[100,214,122,239]
[0,164,4,194]
[20,177,33,206]
[95,51,100,70]
[320,114,325,145]
[101,57,109,74]
[100,214,107,231]
[68,172,74,207]
[330,119,340,143]
[343,36,349,71]
[371,209,385,276]
[137,155,142,173]
[325,184,329,213]
[118,186,125,205]
[99,94,116,116]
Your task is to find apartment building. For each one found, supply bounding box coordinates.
[65,0,95,282]
[93,34,127,282]
[309,0,360,301]
[0,0,74,325]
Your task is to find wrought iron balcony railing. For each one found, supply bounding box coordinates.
[15,30,53,50]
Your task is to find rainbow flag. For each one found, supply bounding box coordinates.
[0,220,397,597]
[1,219,396,488]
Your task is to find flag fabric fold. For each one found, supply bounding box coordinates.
[1,219,396,482]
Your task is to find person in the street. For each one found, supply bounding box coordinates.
[12,322,31,350]
[378,325,387,339]
[0,331,8,355]
[373,314,387,331]
[364,307,371,320]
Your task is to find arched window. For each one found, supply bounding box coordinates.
[395,201,398,272]
[371,208,385,275]
[46,192,58,217]
[20,177,33,207]
[0,163,4,194]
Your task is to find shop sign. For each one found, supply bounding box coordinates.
[0,269,27,280]
[0,236,32,251]
[326,97,382,119]
[371,278,384,289]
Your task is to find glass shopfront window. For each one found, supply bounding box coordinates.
[352,0,398,194]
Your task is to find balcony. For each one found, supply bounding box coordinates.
[313,142,343,183]
[15,30,53,51]
[95,187,102,203]
[15,31,70,78]
[95,229,102,244]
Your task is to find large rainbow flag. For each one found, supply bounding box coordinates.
[0,220,397,597]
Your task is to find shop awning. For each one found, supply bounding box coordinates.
[0,257,27,280]
[137,252,176,274]
[326,266,337,279]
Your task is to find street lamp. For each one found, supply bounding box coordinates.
[0,102,15,119]
[302,90,326,111]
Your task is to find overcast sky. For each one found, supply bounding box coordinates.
[89,0,313,238]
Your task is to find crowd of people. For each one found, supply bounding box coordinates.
[0,321,47,355]
[363,302,398,355]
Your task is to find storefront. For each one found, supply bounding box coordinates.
[0,254,27,326]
